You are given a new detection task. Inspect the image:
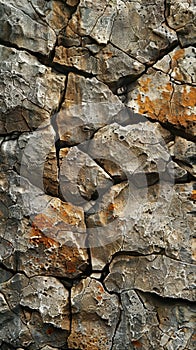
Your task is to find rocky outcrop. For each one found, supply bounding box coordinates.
[0,0,195,349]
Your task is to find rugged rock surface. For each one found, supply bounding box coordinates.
[0,0,195,349]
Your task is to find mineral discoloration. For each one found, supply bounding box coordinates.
[0,0,195,349]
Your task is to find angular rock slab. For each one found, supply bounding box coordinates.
[1,125,59,196]
[127,47,196,138]
[0,45,66,133]
[0,0,70,55]
[166,0,196,47]
[59,146,113,206]
[87,182,195,270]
[66,0,177,63]
[54,43,145,86]
[0,274,69,348]
[170,136,196,178]
[87,121,173,181]
[68,277,120,350]
[104,254,196,301]
[1,172,88,278]
[56,73,123,144]
[112,289,196,350]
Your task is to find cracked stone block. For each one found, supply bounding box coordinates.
[56,73,123,144]
[20,276,70,330]
[87,182,195,270]
[66,0,177,64]
[0,45,66,133]
[0,0,70,55]
[59,146,113,206]
[87,121,173,182]
[170,136,196,178]
[1,125,59,196]
[105,254,196,301]
[1,274,70,328]
[154,46,196,85]
[0,277,69,348]
[54,43,145,86]
[112,290,196,350]
[1,172,89,277]
[166,0,196,47]
[127,47,196,138]
[67,277,120,350]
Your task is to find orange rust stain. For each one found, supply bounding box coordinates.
[132,340,142,347]
[139,77,151,93]
[172,48,185,64]
[32,213,55,231]
[96,295,102,301]
[137,82,196,128]
[191,332,196,341]
[191,190,196,201]
[181,86,196,108]
[98,285,104,293]
[46,327,54,335]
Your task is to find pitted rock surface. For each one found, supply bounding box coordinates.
[0,0,195,349]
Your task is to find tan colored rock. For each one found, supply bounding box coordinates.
[56,73,123,144]
[68,278,120,350]
[0,45,66,133]
[1,172,88,278]
[88,121,173,183]
[0,0,70,55]
[127,47,196,137]
[88,182,195,270]
[54,46,98,75]
[166,0,196,47]
[54,43,145,85]
[59,146,113,206]
[66,0,177,64]
[105,254,196,300]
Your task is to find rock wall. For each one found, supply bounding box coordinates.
[0,1,195,349]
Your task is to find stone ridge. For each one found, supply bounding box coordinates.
[0,0,195,349]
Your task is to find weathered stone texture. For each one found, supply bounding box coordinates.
[68,278,120,350]
[0,0,195,349]
[0,45,65,133]
[127,47,196,137]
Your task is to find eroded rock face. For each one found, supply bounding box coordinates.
[127,47,196,138]
[0,0,195,349]
[68,278,120,350]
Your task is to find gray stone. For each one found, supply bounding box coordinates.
[59,146,113,206]
[56,73,123,144]
[166,0,196,47]
[0,45,66,133]
[105,254,196,300]
[0,0,70,55]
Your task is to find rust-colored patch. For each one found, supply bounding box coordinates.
[132,340,142,347]
[139,77,151,93]
[46,327,54,335]
[191,190,196,201]
[171,48,185,67]
[181,86,196,108]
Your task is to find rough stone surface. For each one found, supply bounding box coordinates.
[127,47,196,138]
[0,45,66,133]
[68,278,120,350]
[0,0,195,349]
[56,73,124,144]
[105,254,196,300]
